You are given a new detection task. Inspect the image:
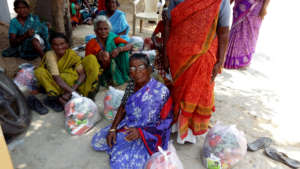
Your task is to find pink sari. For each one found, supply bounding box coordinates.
[224,0,263,69]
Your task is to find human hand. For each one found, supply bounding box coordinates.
[125,128,140,141]
[211,62,222,83]
[259,9,267,20]
[163,48,170,71]
[162,10,168,21]
[26,29,35,37]
[106,131,117,148]
[62,92,72,101]
[111,48,121,58]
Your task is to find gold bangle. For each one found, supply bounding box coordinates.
[109,128,116,132]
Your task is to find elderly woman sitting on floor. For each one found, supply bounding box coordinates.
[35,33,99,112]
[2,0,49,60]
[91,53,173,169]
[85,15,132,87]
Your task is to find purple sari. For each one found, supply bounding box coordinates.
[91,78,173,169]
[224,0,263,69]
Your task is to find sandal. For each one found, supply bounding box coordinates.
[265,147,300,169]
[247,137,272,152]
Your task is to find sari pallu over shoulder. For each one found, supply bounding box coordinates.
[167,0,222,82]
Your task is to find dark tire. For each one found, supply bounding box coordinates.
[0,71,31,136]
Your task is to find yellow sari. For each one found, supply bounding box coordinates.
[35,49,100,97]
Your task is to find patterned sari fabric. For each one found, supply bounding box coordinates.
[91,78,173,169]
[98,10,130,41]
[224,0,263,69]
[167,0,221,139]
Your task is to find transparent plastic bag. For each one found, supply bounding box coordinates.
[64,92,101,136]
[141,50,157,66]
[145,142,184,169]
[103,86,125,120]
[202,122,247,169]
[129,36,144,51]
[14,63,38,95]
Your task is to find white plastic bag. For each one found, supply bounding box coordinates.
[202,122,247,169]
[141,50,157,66]
[129,36,144,51]
[64,92,101,136]
[103,86,125,120]
[144,143,184,169]
[14,63,38,95]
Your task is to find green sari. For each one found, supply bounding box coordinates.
[99,32,130,86]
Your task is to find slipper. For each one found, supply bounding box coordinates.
[247,137,272,152]
[265,147,300,169]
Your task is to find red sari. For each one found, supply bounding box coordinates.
[167,0,222,139]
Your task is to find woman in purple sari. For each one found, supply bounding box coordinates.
[224,0,270,69]
[91,53,173,169]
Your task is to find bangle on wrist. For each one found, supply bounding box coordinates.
[75,80,81,85]
[109,128,116,132]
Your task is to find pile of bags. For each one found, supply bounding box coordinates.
[65,92,101,136]
[103,86,125,120]
[202,123,247,169]
[14,63,38,95]
[145,143,184,169]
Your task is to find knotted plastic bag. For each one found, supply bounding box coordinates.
[129,36,144,51]
[144,142,184,169]
[103,86,125,120]
[14,63,38,95]
[65,92,100,135]
[202,123,247,169]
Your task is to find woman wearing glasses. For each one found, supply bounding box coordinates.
[91,53,173,169]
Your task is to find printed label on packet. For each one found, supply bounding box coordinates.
[206,154,222,169]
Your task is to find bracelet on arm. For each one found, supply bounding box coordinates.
[109,128,116,133]
[75,80,81,86]
[118,47,123,53]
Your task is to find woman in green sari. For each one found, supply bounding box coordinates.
[85,15,133,86]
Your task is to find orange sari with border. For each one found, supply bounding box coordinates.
[167,0,221,139]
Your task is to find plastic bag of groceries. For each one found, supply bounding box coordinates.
[145,142,184,169]
[129,36,144,51]
[202,122,247,169]
[14,63,38,95]
[141,50,156,66]
[65,92,101,136]
[103,86,125,120]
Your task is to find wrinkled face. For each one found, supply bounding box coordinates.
[95,21,110,39]
[51,37,69,57]
[107,0,118,11]
[129,59,151,85]
[15,3,29,18]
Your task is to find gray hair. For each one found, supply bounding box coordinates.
[93,15,112,31]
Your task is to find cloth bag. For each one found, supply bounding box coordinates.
[14,63,38,95]
[144,142,184,169]
[202,123,247,169]
[103,86,125,120]
[65,92,100,135]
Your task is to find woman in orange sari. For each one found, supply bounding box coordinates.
[164,0,230,144]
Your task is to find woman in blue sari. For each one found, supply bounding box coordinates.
[91,54,173,169]
[97,0,130,41]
